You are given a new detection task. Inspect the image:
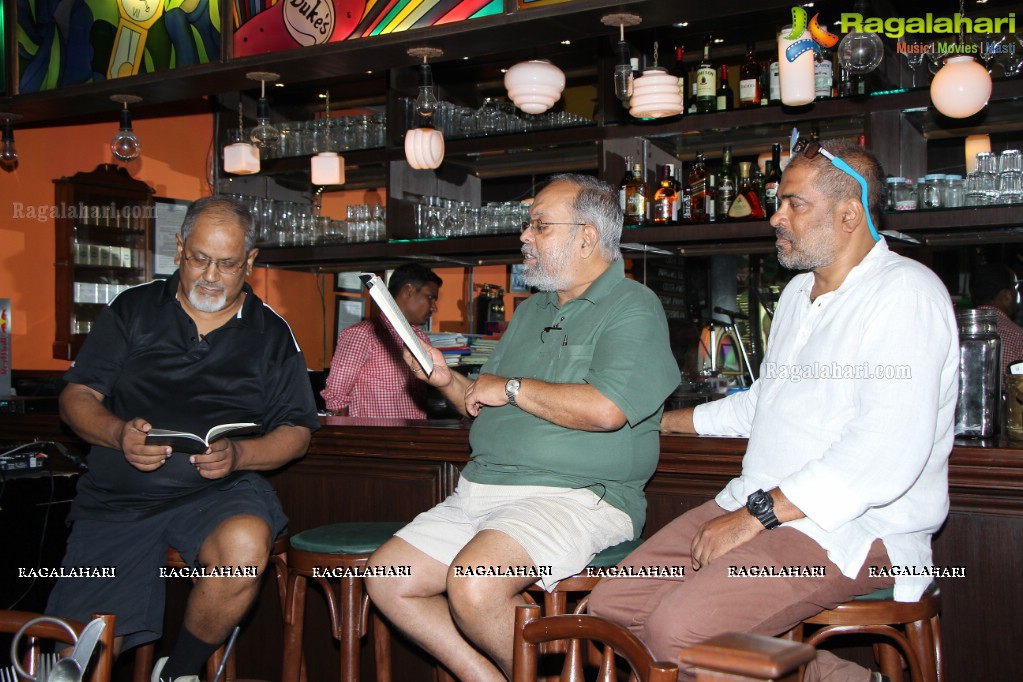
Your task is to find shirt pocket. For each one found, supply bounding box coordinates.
[544,344,595,384]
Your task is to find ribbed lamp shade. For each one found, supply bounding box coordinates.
[628,68,684,118]
[930,56,992,119]
[504,60,566,115]
[405,127,445,170]
[223,142,260,175]
[311,152,345,185]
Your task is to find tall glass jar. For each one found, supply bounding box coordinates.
[955,309,1002,438]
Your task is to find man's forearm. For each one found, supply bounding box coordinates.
[234,425,312,471]
[437,371,473,417]
[661,408,696,434]
[59,384,127,450]
[514,380,625,431]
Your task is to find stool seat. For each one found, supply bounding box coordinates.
[283,522,405,682]
[289,522,406,555]
[588,538,643,567]
[788,583,943,682]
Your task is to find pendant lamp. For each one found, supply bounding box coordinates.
[223,100,260,175]
[504,59,565,115]
[311,91,345,185]
[404,47,445,170]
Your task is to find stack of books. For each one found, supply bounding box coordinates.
[429,333,473,366]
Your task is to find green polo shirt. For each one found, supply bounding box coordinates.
[462,260,680,537]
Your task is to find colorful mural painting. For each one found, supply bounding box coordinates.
[233,0,502,58]
[16,0,221,93]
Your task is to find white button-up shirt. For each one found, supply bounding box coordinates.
[695,239,959,601]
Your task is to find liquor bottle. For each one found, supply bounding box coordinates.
[653,164,679,224]
[618,156,633,212]
[689,151,708,223]
[716,145,736,220]
[759,59,771,106]
[768,57,781,104]
[678,164,692,223]
[624,162,648,226]
[673,45,687,112]
[815,28,834,100]
[763,143,782,217]
[730,161,767,219]
[696,38,717,114]
[738,42,762,108]
[706,173,718,223]
[716,65,733,111]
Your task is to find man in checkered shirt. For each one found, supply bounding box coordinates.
[971,265,1023,376]
[321,264,442,418]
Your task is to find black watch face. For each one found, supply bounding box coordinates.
[748,492,771,514]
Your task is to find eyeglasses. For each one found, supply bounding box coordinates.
[521,219,588,236]
[183,254,246,275]
[791,136,880,242]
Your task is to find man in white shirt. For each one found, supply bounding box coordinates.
[590,140,959,682]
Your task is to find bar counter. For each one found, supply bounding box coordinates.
[2,414,1020,680]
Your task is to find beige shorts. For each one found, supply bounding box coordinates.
[395,478,634,591]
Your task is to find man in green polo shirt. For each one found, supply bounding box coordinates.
[367,173,679,681]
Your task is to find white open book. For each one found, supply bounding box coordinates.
[360,273,434,376]
[146,423,260,454]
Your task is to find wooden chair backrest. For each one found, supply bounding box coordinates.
[512,604,678,682]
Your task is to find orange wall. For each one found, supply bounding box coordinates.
[0,112,331,371]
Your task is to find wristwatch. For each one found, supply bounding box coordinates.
[746,489,781,530]
[505,377,523,406]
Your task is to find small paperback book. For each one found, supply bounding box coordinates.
[360,273,434,376]
[146,423,260,454]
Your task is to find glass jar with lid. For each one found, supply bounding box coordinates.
[887,177,916,211]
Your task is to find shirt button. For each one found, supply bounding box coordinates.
[190,337,197,342]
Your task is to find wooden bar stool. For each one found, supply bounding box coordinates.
[783,584,943,682]
[281,521,406,682]
[133,536,290,682]
[527,538,644,618]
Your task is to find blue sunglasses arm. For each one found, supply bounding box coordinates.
[828,156,881,242]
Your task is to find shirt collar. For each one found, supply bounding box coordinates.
[795,237,890,300]
[538,259,626,309]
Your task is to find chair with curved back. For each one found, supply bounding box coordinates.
[512,603,677,682]
[1,610,116,682]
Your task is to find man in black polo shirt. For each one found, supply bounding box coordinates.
[46,197,319,682]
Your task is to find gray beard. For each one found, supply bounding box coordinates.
[188,281,228,312]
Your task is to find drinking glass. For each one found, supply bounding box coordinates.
[898,37,926,87]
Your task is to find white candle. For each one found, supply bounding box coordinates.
[778,26,816,107]
[965,134,991,174]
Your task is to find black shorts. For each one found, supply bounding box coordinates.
[45,474,287,650]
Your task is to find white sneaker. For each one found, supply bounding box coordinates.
[151,657,201,682]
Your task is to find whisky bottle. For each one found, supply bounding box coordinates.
[815,28,835,100]
[706,173,718,223]
[763,143,782,217]
[653,164,679,225]
[689,152,709,223]
[716,146,736,220]
[678,164,692,223]
[716,65,733,111]
[730,161,766,219]
[624,162,648,226]
[739,42,762,108]
[696,38,717,114]
[672,45,687,112]
[618,156,633,212]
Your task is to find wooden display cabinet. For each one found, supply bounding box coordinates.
[53,164,154,360]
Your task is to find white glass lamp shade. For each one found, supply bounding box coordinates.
[628,68,684,119]
[965,134,992,173]
[778,26,816,106]
[223,141,260,175]
[311,152,345,185]
[504,60,566,115]
[930,56,992,119]
[405,127,445,170]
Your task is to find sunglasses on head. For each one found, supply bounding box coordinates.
[791,135,880,243]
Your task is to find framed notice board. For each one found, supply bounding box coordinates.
[153,198,190,278]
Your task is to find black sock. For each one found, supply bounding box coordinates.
[161,626,220,680]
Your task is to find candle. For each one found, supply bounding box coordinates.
[965,134,991,174]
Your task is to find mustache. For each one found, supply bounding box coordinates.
[195,279,225,292]
[521,245,538,259]
[774,227,794,242]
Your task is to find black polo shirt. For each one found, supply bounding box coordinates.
[64,272,319,521]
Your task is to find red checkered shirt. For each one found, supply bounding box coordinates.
[321,317,431,418]
[981,305,1023,376]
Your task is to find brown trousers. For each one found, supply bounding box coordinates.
[588,500,894,682]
